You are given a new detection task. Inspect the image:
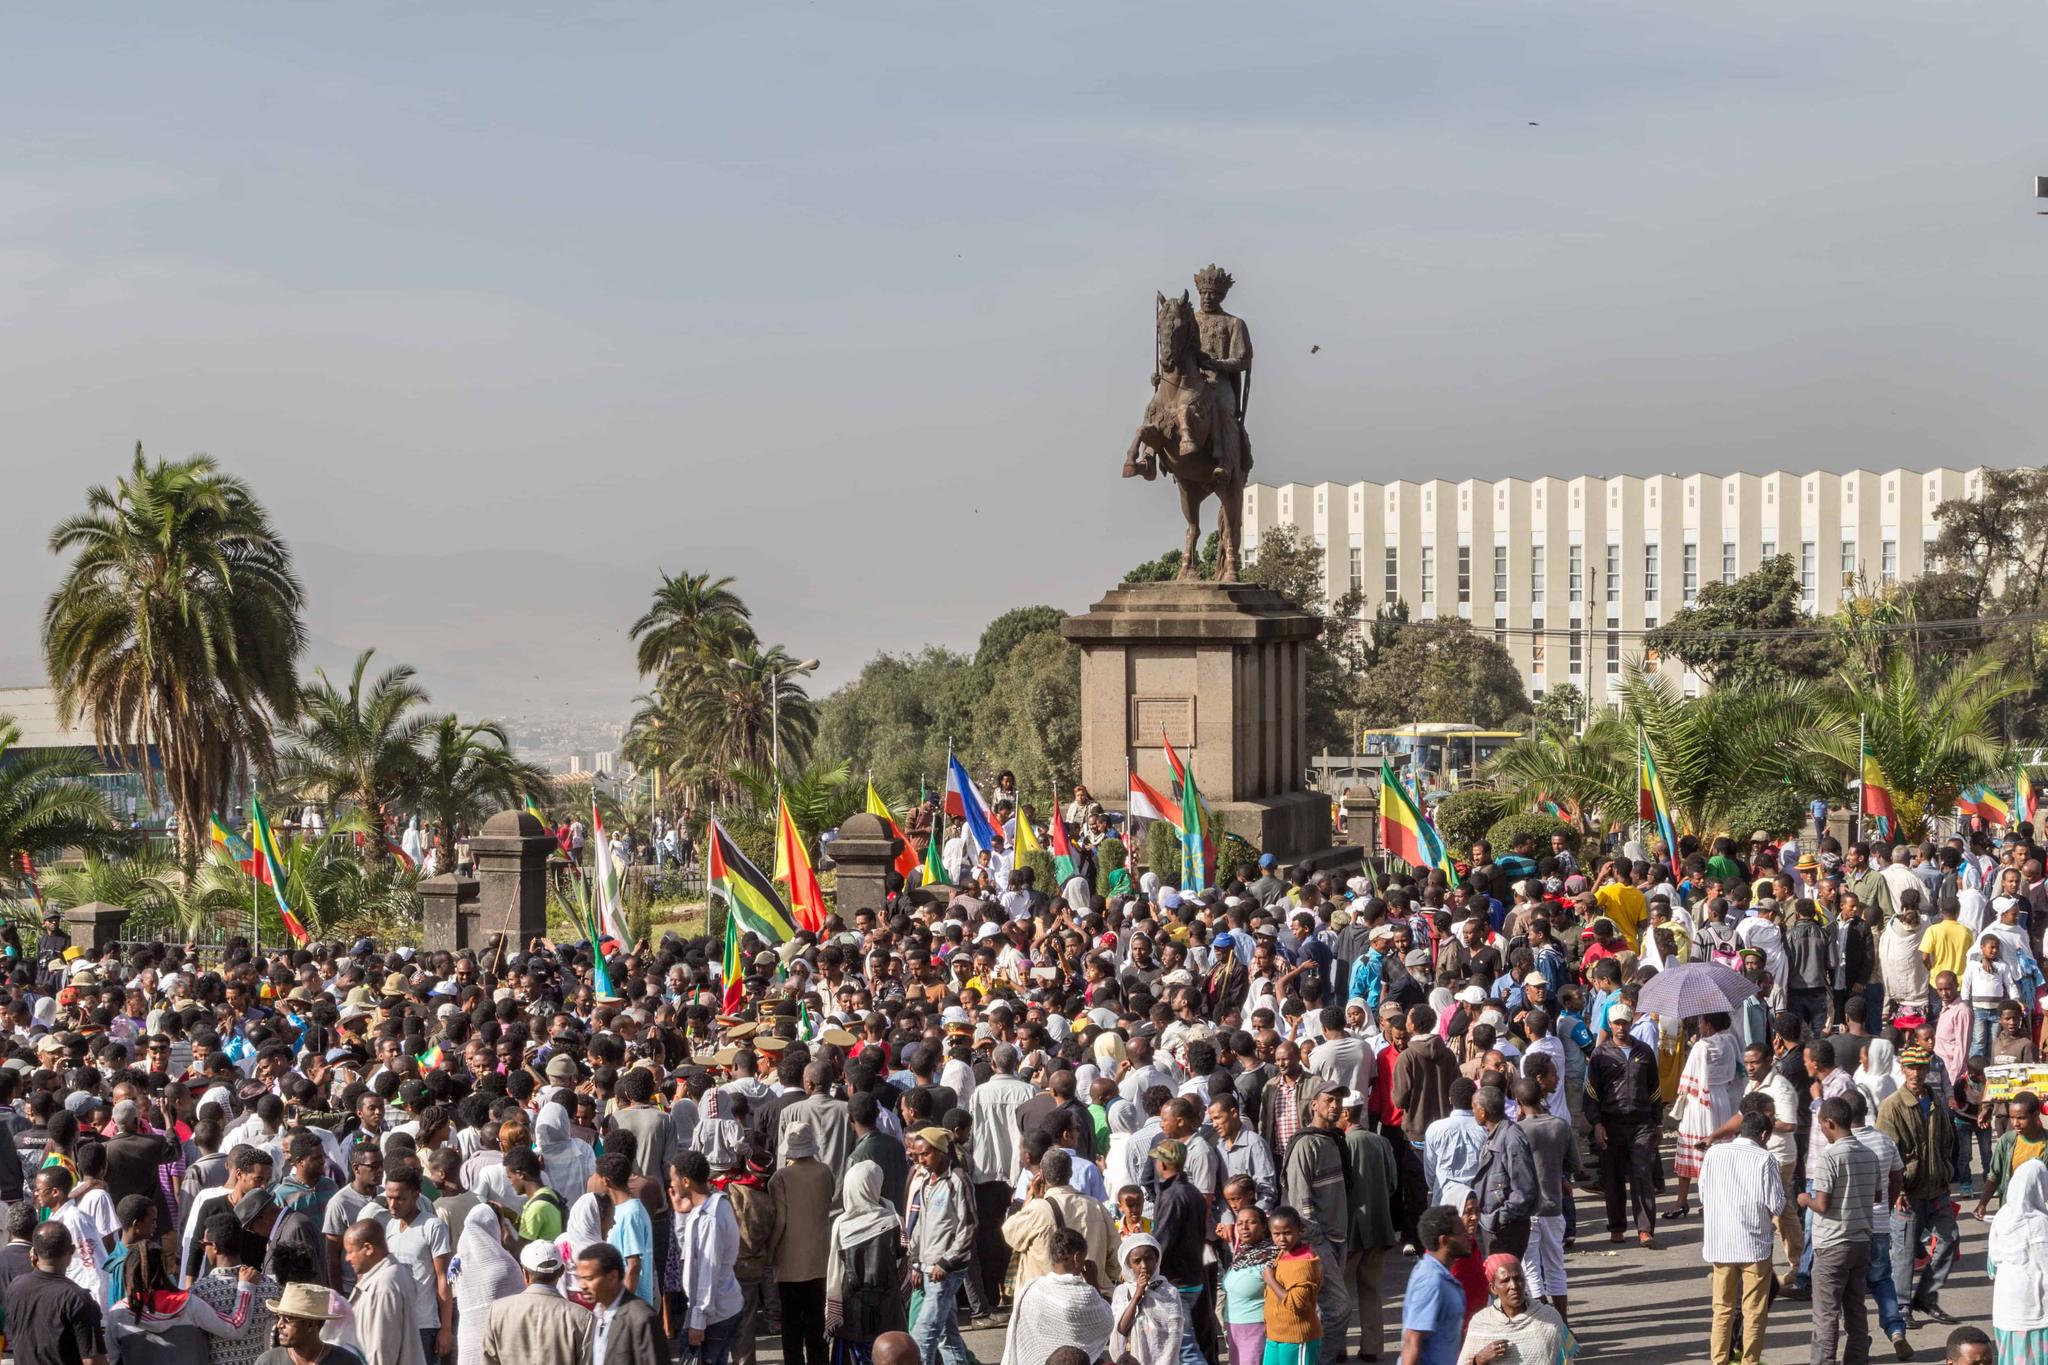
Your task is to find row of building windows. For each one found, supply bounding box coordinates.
[1381,537,1909,607]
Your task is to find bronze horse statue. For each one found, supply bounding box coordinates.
[1125,290,1249,581]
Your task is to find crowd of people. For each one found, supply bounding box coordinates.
[0,800,2037,1365]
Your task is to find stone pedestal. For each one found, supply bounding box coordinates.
[421,875,484,951]
[437,809,555,953]
[1341,789,1379,852]
[65,901,131,951]
[1060,581,1331,861]
[828,812,902,920]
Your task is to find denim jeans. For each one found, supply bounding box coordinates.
[1865,1231,1905,1339]
[1954,1114,1992,1188]
[680,1308,745,1365]
[1177,1285,1207,1365]
[1890,1198,1958,1307]
[1972,1007,2000,1062]
[911,1269,972,1365]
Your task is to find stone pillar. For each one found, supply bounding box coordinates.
[828,812,902,921]
[1061,581,1333,862]
[463,809,557,954]
[1341,788,1380,853]
[64,901,131,951]
[420,874,483,952]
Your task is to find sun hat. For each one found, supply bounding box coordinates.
[267,1283,344,1321]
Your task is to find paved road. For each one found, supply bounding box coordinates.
[754,1158,1997,1363]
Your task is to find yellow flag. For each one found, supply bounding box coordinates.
[1013,807,1041,855]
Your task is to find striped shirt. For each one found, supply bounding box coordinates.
[1807,1136,1879,1251]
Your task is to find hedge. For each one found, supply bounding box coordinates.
[1436,791,1514,851]
[1483,813,1581,857]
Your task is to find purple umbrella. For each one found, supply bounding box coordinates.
[1636,961,1757,1019]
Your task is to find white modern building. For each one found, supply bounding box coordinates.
[1244,466,1987,709]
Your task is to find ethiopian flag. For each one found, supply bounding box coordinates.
[865,782,919,881]
[1164,732,1212,893]
[709,818,796,943]
[208,814,261,878]
[1378,759,1431,868]
[1961,786,2011,824]
[1636,729,1682,880]
[1860,731,1897,839]
[249,796,312,945]
[523,794,549,827]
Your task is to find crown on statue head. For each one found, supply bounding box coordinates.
[1193,263,1235,296]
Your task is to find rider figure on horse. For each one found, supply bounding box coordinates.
[1125,263,1253,484]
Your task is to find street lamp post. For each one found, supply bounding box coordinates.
[731,656,820,775]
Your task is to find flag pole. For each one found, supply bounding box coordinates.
[1853,714,1864,844]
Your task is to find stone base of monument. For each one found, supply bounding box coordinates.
[1060,579,1335,869]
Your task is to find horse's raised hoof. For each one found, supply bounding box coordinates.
[1141,459,1157,481]
[1122,460,1142,479]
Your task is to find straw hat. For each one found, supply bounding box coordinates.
[267,1283,344,1321]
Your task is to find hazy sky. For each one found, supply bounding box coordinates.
[3,2,2043,721]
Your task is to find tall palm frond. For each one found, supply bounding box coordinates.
[42,445,307,871]
[413,715,552,846]
[278,650,432,837]
[0,718,123,892]
[629,571,753,681]
[1805,649,2023,839]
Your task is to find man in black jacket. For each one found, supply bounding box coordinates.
[1149,1139,1214,1365]
[1782,901,1835,1039]
[1583,1004,1660,1247]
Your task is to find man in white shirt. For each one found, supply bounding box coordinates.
[1734,1042,1803,1280]
[1305,1007,1372,1107]
[1700,1104,1785,1365]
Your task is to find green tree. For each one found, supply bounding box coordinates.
[1920,468,2048,742]
[1242,525,1368,755]
[1486,666,1819,839]
[1644,555,1840,692]
[972,632,1081,799]
[0,717,121,895]
[976,606,1067,668]
[1124,534,1220,583]
[674,639,818,782]
[43,446,307,870]
[1532,683,1587,740]
[1435,790,1514,850]
[1806,649,2023,840]
[1353,621,1529,731]
[279,650,432,841]
[412,716,552,852]
[813,648,978,804]
[628,571,751,680]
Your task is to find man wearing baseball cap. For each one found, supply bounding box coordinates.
[480,1242,592,1365]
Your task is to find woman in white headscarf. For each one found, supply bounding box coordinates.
[534,1101,594,1199]
[1990,1159,2048,1362]
[558,1187,609,1306]
[449,1204,523,1365]
[825,1161,904,1363]
[1855,1036,1906,1115]
[1104,1099,1149,1200]
[1109,1233,1181,1365]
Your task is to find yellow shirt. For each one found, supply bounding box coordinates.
[1922,919,1974,983]
[1596,883,1648,950]
[2015,1132,2046,1182]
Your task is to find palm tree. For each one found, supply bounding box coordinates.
[184,813,419,942]
[0,717,122,897]
[727,758,859,850]
[1807,649,2023,840]
[38,852,185,932]
[629,571,752,681]
[677,640,818,779]
[412,715,552,854]
[279,650,431,840]
[1488,666,1821,840]
[42,446,306,870]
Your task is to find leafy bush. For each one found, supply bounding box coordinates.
[1436,791,1513,851]
[1093,836,1127,896]
[1146,820,1180,884]
[1484,813,1580,858]
[1721,787,1810,842]
[1016,849,1057,891]
[1142,821,1258,889]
